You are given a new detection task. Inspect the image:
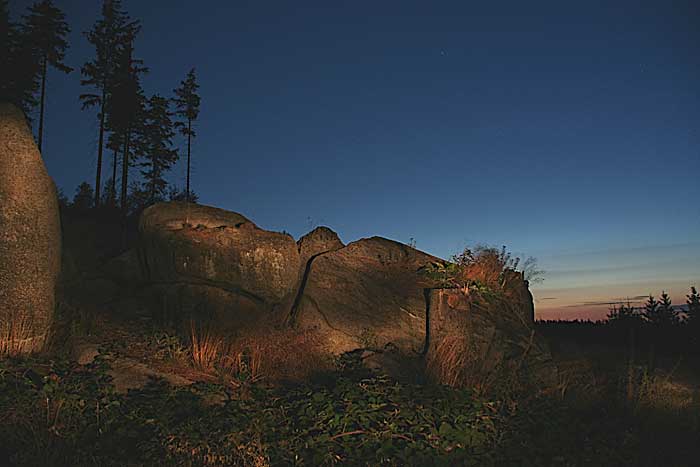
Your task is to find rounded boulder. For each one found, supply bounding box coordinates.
[0,103,61,353]
[139,202,300,327]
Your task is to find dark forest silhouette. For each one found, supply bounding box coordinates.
[1,0,201,217]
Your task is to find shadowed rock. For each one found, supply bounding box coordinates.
[292,237,439,354]
[138,202,300,329]
[0,103,61,353]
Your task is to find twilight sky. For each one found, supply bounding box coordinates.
[9,0,700,320]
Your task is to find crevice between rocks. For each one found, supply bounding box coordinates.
[286,250,332,326]
[422,288,431,356]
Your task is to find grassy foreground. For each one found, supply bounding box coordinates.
[1,345,698,467]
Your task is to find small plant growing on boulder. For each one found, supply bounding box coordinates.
[422,245,550,396]
[422,245,541,301]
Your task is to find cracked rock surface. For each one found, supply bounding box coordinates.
[292,237,440,354]
[138,202,300,329]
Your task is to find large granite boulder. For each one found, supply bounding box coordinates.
[291,237,439,354]
[139,202,300,330]
[426,281,555,392]
[0,103,61,353]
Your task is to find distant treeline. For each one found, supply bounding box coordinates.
[1,0,201,217]
[537,286,700,357]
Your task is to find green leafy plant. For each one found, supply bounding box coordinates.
[422,245,540,302]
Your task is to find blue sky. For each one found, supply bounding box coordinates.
[8,0,699,319]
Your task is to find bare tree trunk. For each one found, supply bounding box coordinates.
[151,163,157,205]
[186,118,192,202]
[120,128,130,215]
[37,56,47,153]
[111,147,118,205]
[94,88,106,208]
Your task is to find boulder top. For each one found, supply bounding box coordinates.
[140,202,254,232]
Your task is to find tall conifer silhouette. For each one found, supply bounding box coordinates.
[80,0,139,207]
[21,0,72,152]
[109,36,146,216]
[0,1,39,114]
[173,68,201,202]
[135,95,178,204]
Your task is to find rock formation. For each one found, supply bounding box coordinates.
[0,103,61,353]
[426,281,555,391]
[138,202,300,330]
[297,226,344,267]
[290,237,439,354]
[132,202,553,385]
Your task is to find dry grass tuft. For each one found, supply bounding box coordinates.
[189,322,224,371]
[187,324,331,384]
[425,333,499,394]
[451,245,517,290]
[0,316,45,356]
[624,364,696,414]
[218,328,331,383]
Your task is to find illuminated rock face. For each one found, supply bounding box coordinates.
[136,202,547,376]
[138,202,300,329]
[0,103,61,353]
[291,237,440,354]
[297,226,344,268]
[426,283,555,389]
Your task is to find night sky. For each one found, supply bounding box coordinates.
[8,0,700,320]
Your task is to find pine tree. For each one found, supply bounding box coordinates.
[101,177,116,207]
[607,304,621,322]
[137,94,178,205]
[105,130,123,205]
[71,182,94,211]
[80,0,139,207]
[687,286,700,326]
[172,68,201,202]
[0,2,11,84]
[107,35,147,216]
[0,0,40,117]
[643,294,660,325]
[658,291,678,325]
[607,300,640,323]
[168,185,199,203]
[21,0,72,152]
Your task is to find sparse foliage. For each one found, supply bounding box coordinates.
[422,245,542,298]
